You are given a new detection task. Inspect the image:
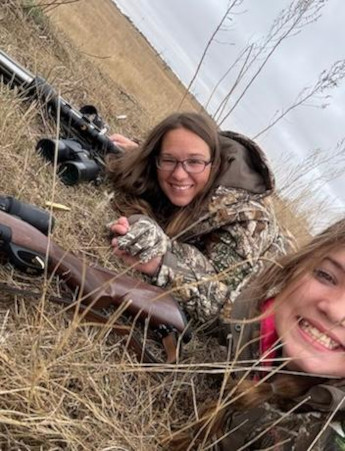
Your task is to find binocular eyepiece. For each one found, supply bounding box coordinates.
[36,139,102,186]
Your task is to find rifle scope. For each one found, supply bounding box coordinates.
[36,138,102,186]
[0,196,55,235]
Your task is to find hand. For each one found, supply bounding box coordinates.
[111,241,162,276]
[115,215,170,262]
[109,133,139,151]
[110,215,169,276]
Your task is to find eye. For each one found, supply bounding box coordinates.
[186,158,205,166]
[160,157,176,163]
[314,268,336,285]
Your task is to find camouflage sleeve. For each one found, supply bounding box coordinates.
[154,198,291,323]
[154,241,229,323]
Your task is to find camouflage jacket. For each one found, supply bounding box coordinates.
[152,131,293,323]
[211,290,345,451]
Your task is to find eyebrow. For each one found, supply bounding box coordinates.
[160,152,208,157]
[324,257,345,274]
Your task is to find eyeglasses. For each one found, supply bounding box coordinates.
[155,156,212,174]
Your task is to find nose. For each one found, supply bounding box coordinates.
[318,293,345,326]
[170,162,189,179]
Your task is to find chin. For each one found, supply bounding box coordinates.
[290,354,343,377]
[168,196,193,207]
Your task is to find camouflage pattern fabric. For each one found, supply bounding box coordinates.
[213,401,345,451]
[117,215,171,263]
[154,187,293,323]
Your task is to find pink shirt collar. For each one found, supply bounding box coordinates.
[260,298,279,367]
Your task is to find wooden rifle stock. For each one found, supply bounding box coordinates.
[0,211,191,353]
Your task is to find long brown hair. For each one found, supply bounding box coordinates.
[106,112,221,237]
[167,218,345,448]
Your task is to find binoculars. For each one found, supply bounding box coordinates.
[0,196,55,235]
[36,138,103,186]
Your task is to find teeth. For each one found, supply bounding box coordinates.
[299,319,341,350]
[171,185,191,191]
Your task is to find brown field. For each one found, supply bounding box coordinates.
[47,0,201,125]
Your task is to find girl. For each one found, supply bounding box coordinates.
[107,112,291,324]
[169,219,345,450]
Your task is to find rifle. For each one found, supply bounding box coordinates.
[0,210,191,363]
[0,49,122,186]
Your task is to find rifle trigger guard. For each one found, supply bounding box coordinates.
[154,324,176,340]
[8,243,45,275]
[0,225,45,275]
[154,324,180,364]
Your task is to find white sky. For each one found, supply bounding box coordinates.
[113,0,345,230]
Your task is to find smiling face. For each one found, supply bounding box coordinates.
[157,127,212,207]
[275,248,345,377]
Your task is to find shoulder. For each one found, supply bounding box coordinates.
[208,186,276,220]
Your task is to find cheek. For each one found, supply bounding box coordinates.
[196,168,212,189]
[274,298,297,338]
[157,170,166,189]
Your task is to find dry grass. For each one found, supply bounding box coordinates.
[45,0,202,125]
[0,2,226,449]
[0,1,313,450]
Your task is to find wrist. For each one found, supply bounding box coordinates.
[152,256,164,278]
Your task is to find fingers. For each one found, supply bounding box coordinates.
[109,133,139,151]
[111,238,142,267]
[110,216,130,235]
[117,226,150,254]
[111,215,170,265]
[112,247,163,276]
[111,237,133,259]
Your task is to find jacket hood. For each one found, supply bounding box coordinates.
[216,130,275,195]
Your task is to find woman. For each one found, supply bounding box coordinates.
[107,112,291,324]
[168,219,345,450]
